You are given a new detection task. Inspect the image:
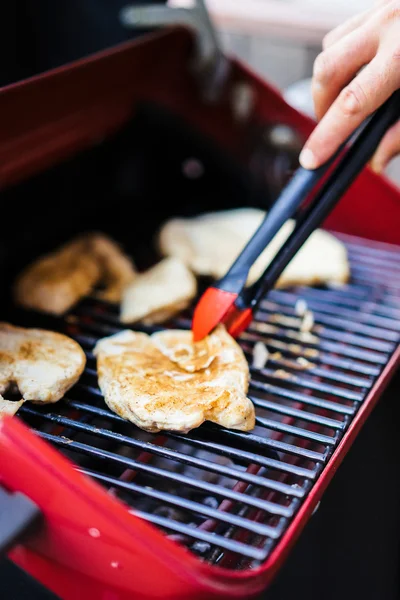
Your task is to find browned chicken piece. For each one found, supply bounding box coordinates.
[14,233,136,315]
[120,257,197,325]
[0,396,24,418]
[13,235,101,315]
[90,233,137,302]
[94,324,255,433]
[0,323,86,403]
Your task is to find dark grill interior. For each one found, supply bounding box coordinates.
[8,232,400,571]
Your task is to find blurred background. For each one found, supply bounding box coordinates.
[178,0,374,90]
[200,0,374,89]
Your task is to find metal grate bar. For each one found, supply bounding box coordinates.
[241,332,381,376]
[255,418,337,445]
[345,270,400,291]
[66,400,316,477]
[35,431,296,518]
[251,368,364,401]
[199,427,326,461]
[249,397,345,429]
[248,324,389,363]
[21,406,303,498]
[349,252,400,271]
[261,296,400,331]
[248,379,355,415]
[269,287,400,320]
[81,469,278,539]
[259,309,400,342]
[166,432,317,478]
[252,320,395,353]
[67,386,326,460]
[133,511,270,561]
[247,355,371,388]
[343,237,400,257]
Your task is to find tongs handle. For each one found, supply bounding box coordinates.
[217,158,338,294]
[244,88,400,309]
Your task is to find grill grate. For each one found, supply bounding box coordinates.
[15,232,400,569]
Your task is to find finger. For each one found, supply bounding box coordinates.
[300,54,400,170]
[370,119,400,173]
[312,27,378,121]
[322,9,374,49]
[323,1,396,50]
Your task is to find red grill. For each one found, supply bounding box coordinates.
[0,25,400,600]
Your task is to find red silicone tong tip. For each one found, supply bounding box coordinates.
[192,288,238,341]
[225,306,253,338]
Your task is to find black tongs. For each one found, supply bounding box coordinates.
[192,89,400,340]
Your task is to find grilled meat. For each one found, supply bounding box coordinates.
[13,235,100,315]
[158,208,350,287]
[120,257,197,325]
[94,325,255,433]
[14,233,136,315]
[0,323,86,403]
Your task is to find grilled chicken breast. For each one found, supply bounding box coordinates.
[0,323,86,404]
[14,233,136,315]
[120,257,197,325]
[14,235,101,315]
[158,208,350,287]
[94,325,255,433]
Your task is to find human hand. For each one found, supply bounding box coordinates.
[299,0,400,174]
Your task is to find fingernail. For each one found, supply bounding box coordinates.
[299,148,318,170]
